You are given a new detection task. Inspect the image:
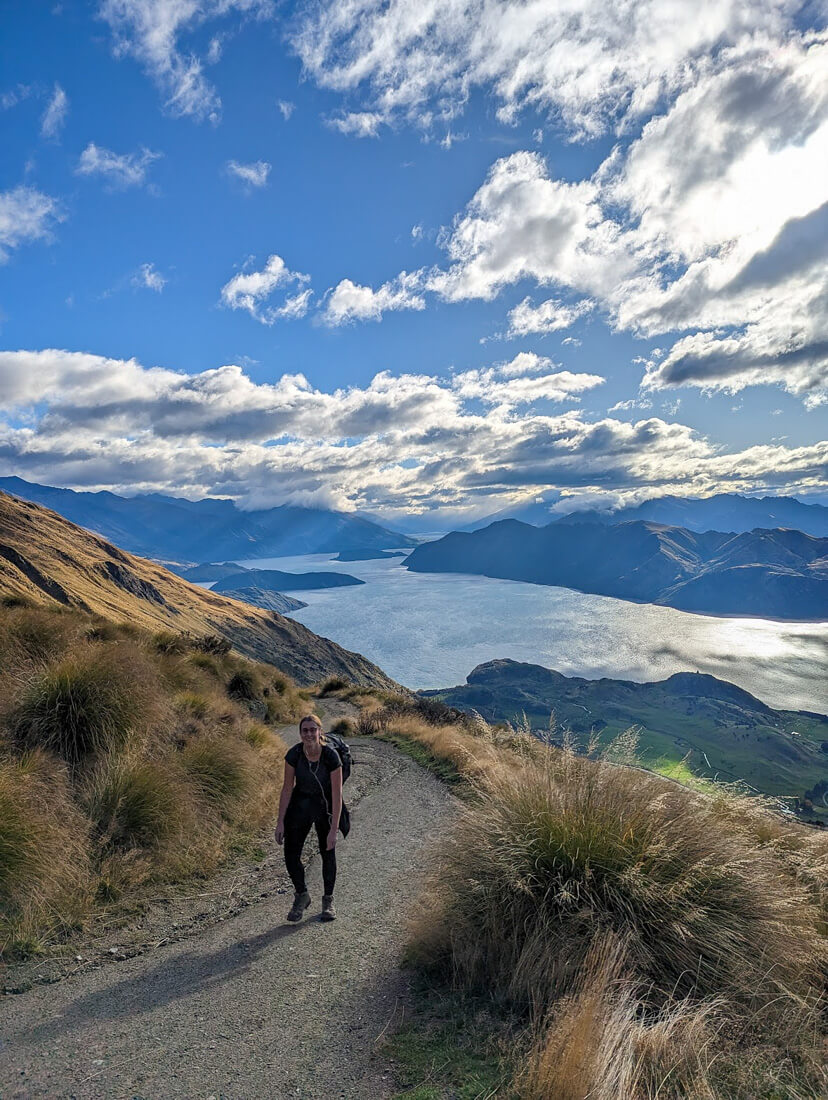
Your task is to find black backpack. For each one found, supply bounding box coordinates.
[325,732,352,783]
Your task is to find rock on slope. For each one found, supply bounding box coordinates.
[0,491,397,689]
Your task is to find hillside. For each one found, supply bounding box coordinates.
[423,658,828,800]
[0,491,396,688]
[406,519,828,620]
[465,492,828,537]
[210,568,363,593]
[0,476,415,560]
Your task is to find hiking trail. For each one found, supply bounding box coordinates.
[0,704,454,1098]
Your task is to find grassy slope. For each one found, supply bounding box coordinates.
[425,662,828,800]
[338,692,828,1100]
[0,490,397,688]
[0,603,309,954]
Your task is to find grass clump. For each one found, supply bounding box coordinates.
[0,602,300,954]
[9,648,153,768]
[404,745,828,1099]
[0,751,91,951]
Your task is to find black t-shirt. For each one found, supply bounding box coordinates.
[285,743,342,803]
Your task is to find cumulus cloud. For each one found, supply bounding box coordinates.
[99,0,275,121]
[0,187,62,263]
[76,142,161,188]
[324,33,828,403]
[290,0,791,137]
[0,348,824,518]
[277,99,295,119]
[507,296,594,337]
[326,110,384,137]
[226,159,271,188]
[40,84,68,139]
[220,254,311,324]
[323,271,425,325]
[132,262,166,292]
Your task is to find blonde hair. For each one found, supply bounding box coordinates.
[299,713,326,744]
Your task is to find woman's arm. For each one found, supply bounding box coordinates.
[275,762,295,844]
[327,766,342,850]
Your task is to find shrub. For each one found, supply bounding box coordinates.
[318,676,349,696]
[227,667,259,701]
[328,717,355,737]
[9,648,152,768]
[193,634,231,655]
[152,630,189,655]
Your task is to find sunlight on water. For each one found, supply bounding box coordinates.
[238,552,828,713]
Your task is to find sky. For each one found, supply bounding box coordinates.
[0,0,826,526]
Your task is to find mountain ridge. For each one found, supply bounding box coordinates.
[0,476,415,560]
[0,490,397,688]
[405,518,828,620]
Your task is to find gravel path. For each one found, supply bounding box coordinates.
[0,734,454,1099]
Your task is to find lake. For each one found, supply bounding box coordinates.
[235,552,828,713]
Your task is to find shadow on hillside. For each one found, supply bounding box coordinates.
[22,921,310,1045]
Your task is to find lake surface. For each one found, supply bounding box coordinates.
[236,552,828,713]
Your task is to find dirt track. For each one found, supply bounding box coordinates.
[0,733,454,1099]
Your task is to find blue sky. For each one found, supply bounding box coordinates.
[1,0,826,524]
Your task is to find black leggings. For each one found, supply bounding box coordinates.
[283,796,336,896]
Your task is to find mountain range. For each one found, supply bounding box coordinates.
[406,519,828,620]
[0,477,414,561]
[0,490,396,688]
[424,658,828,800]
[464,492,828,537]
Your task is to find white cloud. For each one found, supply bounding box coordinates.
[76,142,161,188]
[1,85,33,110]
[40,84,68,139]
[326,33,828,404]
[220,254,311,324]
[99,0,275,121]
[277,99,295,119]
[226,159,271,188]
[0,187,62,263]
[290,0,792,137]
[323,271,425,325]
[326,110,384,137]
[1,348,823,517]
[132,262,166,292]
[507,296,594,337]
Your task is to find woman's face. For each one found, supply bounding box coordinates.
[300,719,322,747]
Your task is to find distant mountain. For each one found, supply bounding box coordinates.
[0,491,397,688]
[0,477,415,560]
[211,568,363,593]
[218,587,308,614]
[423,658,828,799]
[465,492,828,537]
[405,519,828,620]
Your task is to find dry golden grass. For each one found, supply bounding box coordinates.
[0,604,298,954]
[351,692,828,1100]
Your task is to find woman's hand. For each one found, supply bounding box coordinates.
[275,822,285,845]
[326,829,337,851]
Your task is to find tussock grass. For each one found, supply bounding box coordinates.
[9,648,158,768]
[0,603,300,954]
[0,750,92,951]
[352,693,828,1099]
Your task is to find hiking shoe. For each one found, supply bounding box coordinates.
[286,890,311,922]
[320,894,336,922]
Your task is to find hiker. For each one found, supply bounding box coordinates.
[275,713,344,923]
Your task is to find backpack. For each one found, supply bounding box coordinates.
[325,732,353,783]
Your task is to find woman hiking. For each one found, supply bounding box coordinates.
[275,713,343,922]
